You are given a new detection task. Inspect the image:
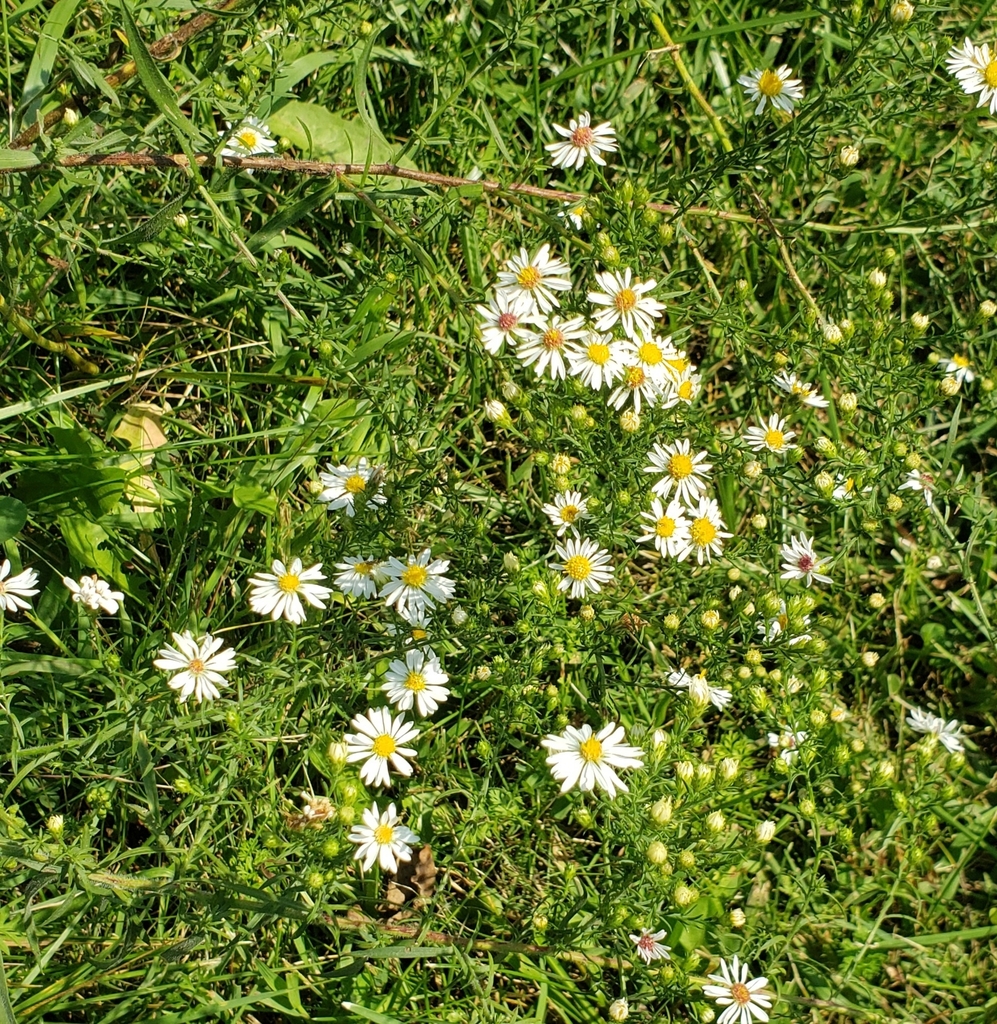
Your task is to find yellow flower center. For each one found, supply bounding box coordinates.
[668,453,694,479]
[411,628,428,641]
[401,564,429,588]
[985,60,997,88]
[237,129,260,149]
[345,474,367,495]
[571,125,595,146]
[730,982,752,1006]
[372,734,396,757]
[842,478,855,494]
[953,354,971,368]
[517,265,542,290]
[278,573,300,593]
[656,515,676,538]
[354,561,373,576]
[638,342,663,365]
[777,614,789,630]
[624,366,646,389]
[189,657,205,674]
[373,824,394,844]
[542,327,566,350]
[677,380,694,400]
[579,736,603,762]
[587,342,610,365]
[560,504,580,523]
[614,287,638,313]
[690,517,717,546]
[791,381,807,395]
[667,356,689,374]
[405,671,426,692]
[758,69,784,98]
[563,554,592,580]
[764,429,785,449]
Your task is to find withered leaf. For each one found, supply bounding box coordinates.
[385,844,437,910]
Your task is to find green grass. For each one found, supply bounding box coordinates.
[1,0,997,1021]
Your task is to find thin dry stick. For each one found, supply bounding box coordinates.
[10,0,245,149]
[750,189,824,319]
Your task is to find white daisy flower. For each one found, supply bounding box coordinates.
[906,706,965,753]
[566,332,626,390]
[474,290,540,355]
[62,574,124,615]
[381,549,457,623]
[542,490,590,538]
[153,631,236,704]
[668,668,732,710]
[247,558,333,624]
[517,314,587,381]
[385,609,435,648]
[545,111,618,170]
[0,559,39,613]
[738,65,804,115]
[558,200,588,230]
[744,414,797,454]
[381,649,450,718]
[898,468,934,507]
[607,362,664,414]
[550,536,614,599]
[588,268,665,341]
[629,333,679,383]
[344,707,420,788]
[676,498,732,565]
[703,955,774,1024]
[496,244,571,314]
[317,458,387,517]
[756,601,811,645]
[630,928,671,966]
[672,366,702,405]
[637,498,691,558]
[941,353,975,384]
[333,556,388,599]
[643,439,713,504]
[779,534,832,586]
[541,721,645,798]
[220,116,278,157]
[767,729,807,763]
[773,370,829,408]
[348,801,420,873]
[946,38,997,116]
[831,475,871,502]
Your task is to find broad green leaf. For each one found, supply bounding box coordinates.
[0,497,28,543]
[231,480,278,516]
[19,0,81,127]
[0,150,40,170]
[58,515,122,580]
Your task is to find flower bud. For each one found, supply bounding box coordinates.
[814,436,837,457]
[579,604,595,622]
[730,908,747,928]
[910,311,929,335]
[868,268,887,290]
[756,820,776,843]
[46,814,65,838]
[750,513,767,530]
[890,0,913,23]
[327,740,348,765]
[904,452,922,470]
[705,810,726,833]
[673,884,696,907]
[743,460,763,480]
[663,613,680,631]
[799,797,816,817]
[619,408,641,432]
[533,912,549,932]
[484,398,510,424]
[838,145,860,168]
[838,392,858,414]
[861,651,879,667]
[63,107,80,126]
[700,609,721,630]
[814,470,834,496]
[608,998,630,1022]
[940,376,960,396]
[650,797,673,825]
[501,379,521,402]
[885,494,903,514]
[822,321,843,344]
[876,759,896,781]
[646,840,669,865]
[675,760,695,784]
[980,299,997,320]
[451,605,468,626]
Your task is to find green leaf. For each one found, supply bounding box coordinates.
[340,1003,404,1024]
[0,149,40,170]
[0,954,16,1024]
[19,0,81,127]
[231,480,278,516]
[111,192,190,245]
[0,497,28,543]
[57,515,122,581]
[245,180,339,252]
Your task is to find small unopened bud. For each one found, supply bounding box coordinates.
[63,108,80,126]
[750,513,767,530]
[728,586,742,602]
[868,268,887,290]
[814,436,837,457]
[650,797,673,825]
[700,609,721,630]
[531,580,547,598]
[475,664,492,681]
[503,552,521,576]
[980,299,997,320]
[838,144,860,168]
[451,605,468,626]
[174,212,190,233]
[675,760,695,784]
[838,392,858,414]
[940,376,960,396]
[876,759,896,781]
[861,650,879,667]
[719,757,739,781]
[677,849,696,870]
[756,820,776,843]
[501,379,521,402]
[814,470,834,496]
[705,811,726,833]
[46,814,65,838]
[886,494,903,514]
[743,460,763,480]
[890,0,914,22]
[551,453,571,475]
[579,604,595,622]
[695,763,714,786]
[730,908,747,929]
[327,740,348,765]
[484,398,509,424]
[810,709,827,728]
[910,311,929,334]
[673,884,696,907]
[608,998,630,1022]
[822,321,843,344]
[663,613,680,631]
[646,840,669,865]
[799,797,817,817]
[619,409,641,433]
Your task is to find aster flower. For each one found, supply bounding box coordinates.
[550,536,614,599]
[738,65,804,115]
[542,490,590,538]
[744,414,797,455]
[62,574,124,615]
[773,370,829,408]
[630,928,671,966]
[545,111,618,170]
[219,116,277,157]
[703,955,774,1024]
[517,314,587,381]
[247,558,333,624]
[608,363,664,414]
[333,556,388,599]
[898,468,934,507]
[626,333,678,387]
[317,458,387,517]
[475,290,540,355]
[675,498,732,565]
[381,549,457,623]
[672,366,702,405]
[768,729,807,763]
[831,475,871,502]
[496,244,571,314]
[643,439,712,504]
[0,559,39,613]
[588,268,665,341]
[941,353,975,384]
[381,648,450,718]
[348,801,420,873]
[779,534,832,586]
[756,601,811,645]
[637,498,691,558]
[153,631,236,704]
[558,200,588,230]
[946,38,997,116]
[906,706,965,753]
[344,707,420,788]
[668,668,732,710]
[566,332,626,390]
[541,721,645,798]
[385,608,435,648]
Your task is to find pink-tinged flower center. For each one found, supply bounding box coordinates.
[571,125,595,147]
[497,312,519,331]
[637,932,657,953]
[797,555,815,572]
[730,982,752,1005]
[614,288,638,312]
[542,328,566,350]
